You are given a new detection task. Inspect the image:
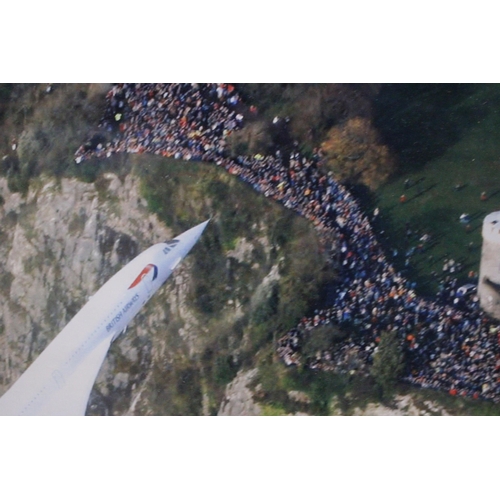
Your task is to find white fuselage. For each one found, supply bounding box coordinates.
[0,221,208,416]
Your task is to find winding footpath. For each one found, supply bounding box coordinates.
[76,84,500,404]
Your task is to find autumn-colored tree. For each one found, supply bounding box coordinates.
[321,117,397,190]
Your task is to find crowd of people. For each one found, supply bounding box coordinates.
[75,83,243,164]
[76,83,500,403]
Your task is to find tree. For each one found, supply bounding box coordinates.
[300,324,339,362]
[321,117,397,190]
[371,330,404,399]
[289,84,376,147]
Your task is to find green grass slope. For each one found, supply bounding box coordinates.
[373,84,500,296]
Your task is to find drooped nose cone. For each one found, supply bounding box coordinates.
[186,219,210,241]
[170,219,210,257]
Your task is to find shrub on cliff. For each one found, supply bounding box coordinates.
[371,330,404,399]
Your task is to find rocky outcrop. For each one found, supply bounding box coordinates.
[351,395,450,416]
[218,369,261,416]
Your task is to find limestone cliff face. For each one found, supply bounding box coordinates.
[0,173,202,414]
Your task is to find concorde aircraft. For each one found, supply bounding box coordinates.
[0,220,209,416]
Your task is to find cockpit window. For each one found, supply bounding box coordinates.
[164,239,180,247]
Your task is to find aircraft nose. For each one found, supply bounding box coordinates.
[184,219,209,240]
[192,219,210,238]
[167,220,209,255]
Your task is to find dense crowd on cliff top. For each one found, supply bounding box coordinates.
[75,83,242,164]
[76,83,500,403]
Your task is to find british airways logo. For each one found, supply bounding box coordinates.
[128,264,158,289]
